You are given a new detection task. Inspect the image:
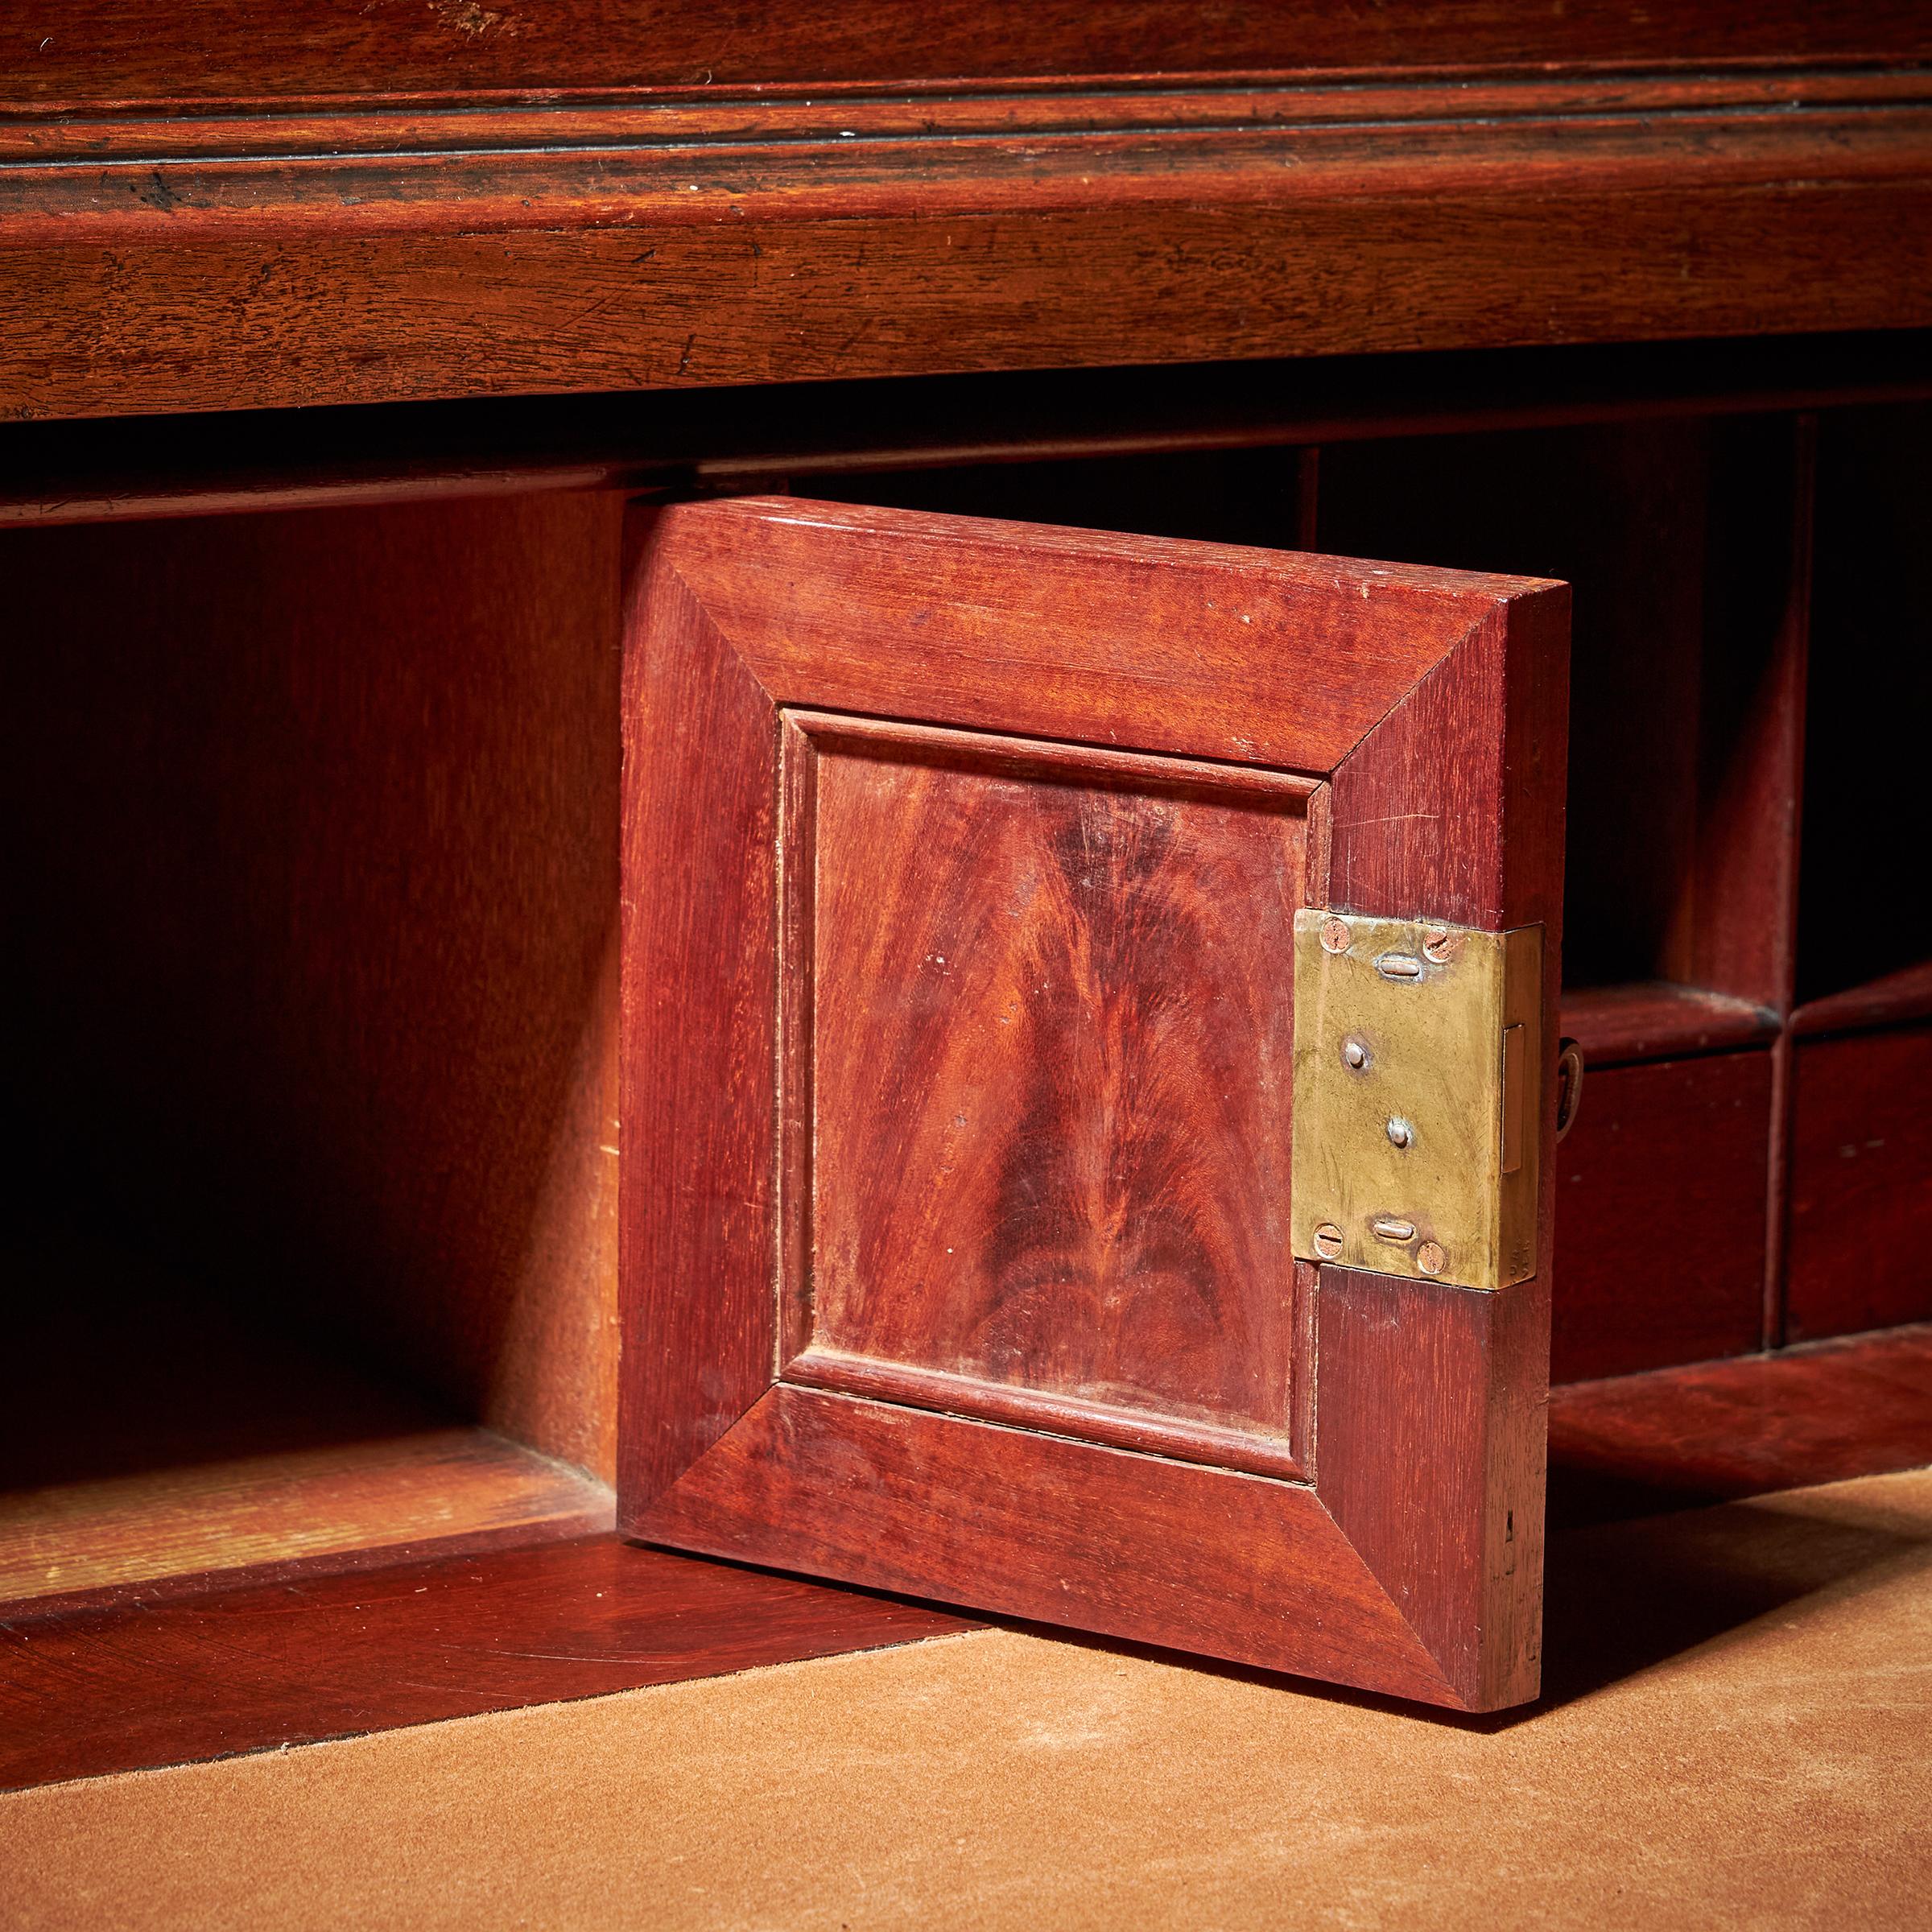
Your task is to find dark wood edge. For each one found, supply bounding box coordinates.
[6,67,1930,241]
[1548,1321,1932,1527]
[9,332,1931,530]
[783,1350,1308,1484]
[1790,961,1932,1037]
[1315,1269,1548,1709]
[783,708,1327,803]
[1561,980,1781,1066]
[1318,593,1567,1708]
[13,66,1930,166]
[617,518,782,1508]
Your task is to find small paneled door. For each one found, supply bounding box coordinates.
[617,497,1570,1711]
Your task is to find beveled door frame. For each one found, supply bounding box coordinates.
[617,495,1569,1711]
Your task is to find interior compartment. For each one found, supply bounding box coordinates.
[3,494,624,1604]
[8,400,1918,1601]
[1795,402,1932,1016]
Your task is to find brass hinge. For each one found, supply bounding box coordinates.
[1290,910,1543,1293]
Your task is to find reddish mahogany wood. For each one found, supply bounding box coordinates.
[794,714,1311,1460]
[1785,1027,1932,1343]
[1560,983,1777,1067]
[6,78,1932,419]
[1315,411,1816,1360]
[781,1350,1308,1483]
[621,494,1568,1709]
[1550,1052,1773,1384]
[13,2,1926,105]
[0,1534,973,1794]
[1316,1267,1548,1710]
[642,1383,1457,1707]
[617,540,781,1509]
[1663,417,1814,1018]
[6,498,623,1478]
[663,498,1534,773]
[1790,962,1932,1039]
[1549,1323,1932,1526]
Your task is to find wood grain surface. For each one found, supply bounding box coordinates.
[642,1382,1459,1706]
[621,495,1568,1709]
[0,1535,973,1794]
[795,716,1311,1456]
[663,497,1539,771]
[6,66,1931,419]
[0,1220,611,1609]
[1316,1266,1549,1711]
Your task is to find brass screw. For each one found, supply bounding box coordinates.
[1320,917,1352,954]
[1417,1241,1447,1276]
[1422,928,1463,964]
[1312,1222,1344,1259]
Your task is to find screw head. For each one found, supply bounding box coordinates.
[1319,916,1352,954]
[1417,1241,1447,1277]
[1342,1037,1370,1071]
[1422,928,1463,964]
[1385,1116,1414,1150]
[1312,1222,1344,1259]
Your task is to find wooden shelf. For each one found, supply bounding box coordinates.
[0,1221,611,1610]
[1560,980,1778,1067]
[1549,1323,1932,1526]
[1790,960,1932,1038]
[0,1535,973,1794]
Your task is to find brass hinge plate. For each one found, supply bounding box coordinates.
[1290,910,1543,1293]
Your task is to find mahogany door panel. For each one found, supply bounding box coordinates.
[619,497,1569,1711]
[789,715,1314,1476]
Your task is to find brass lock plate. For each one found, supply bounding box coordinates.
[1290,910,1542,1292]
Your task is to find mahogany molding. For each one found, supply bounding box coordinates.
[617,497,1568,1710]
[5,66,1932,419]
[10,2,1932,107]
